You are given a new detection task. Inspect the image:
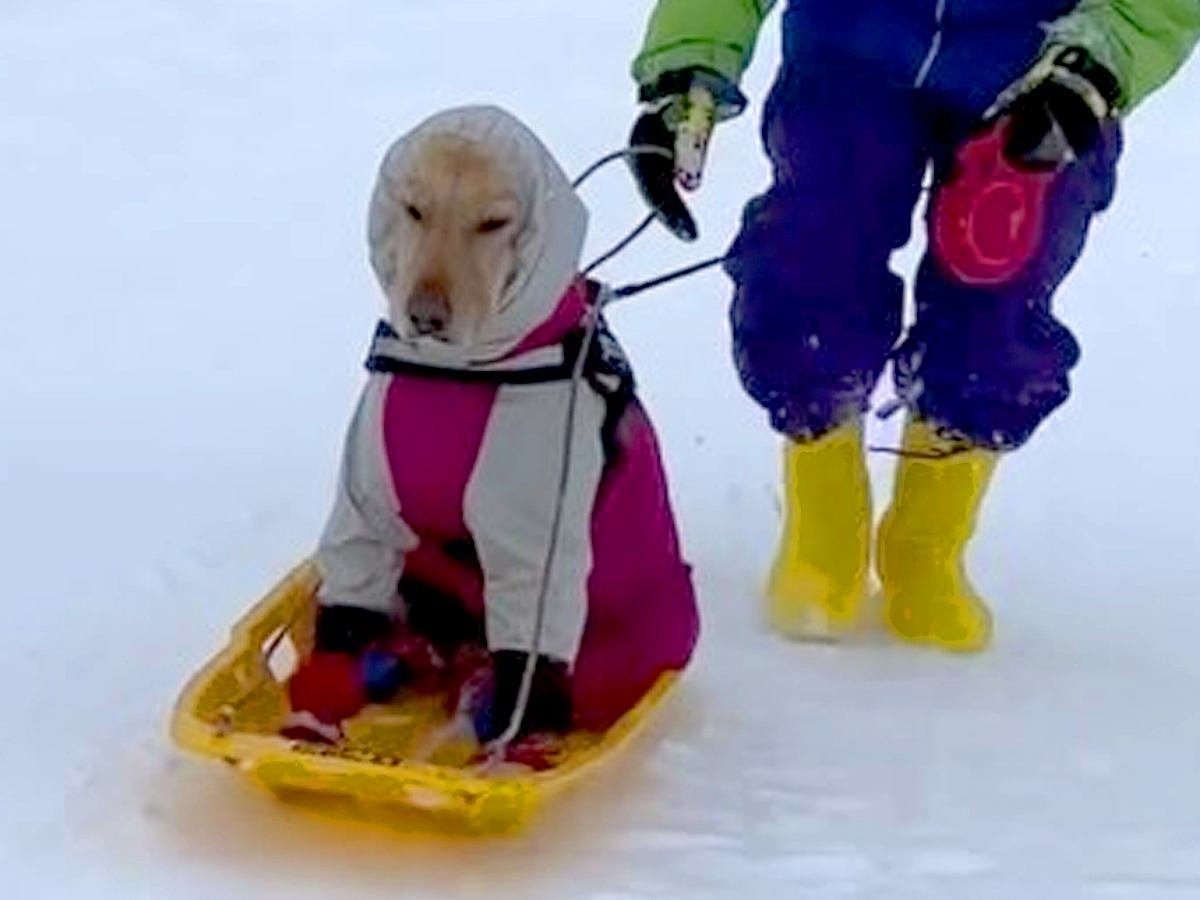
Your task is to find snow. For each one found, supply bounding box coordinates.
[2,2,1199,897]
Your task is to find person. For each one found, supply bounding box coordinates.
[628,0,1199,651]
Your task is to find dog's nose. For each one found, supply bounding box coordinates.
[407,284,450,336]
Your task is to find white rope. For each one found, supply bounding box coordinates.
[487,299,603,754]
[487,147,669,756]
[487,146,703,757]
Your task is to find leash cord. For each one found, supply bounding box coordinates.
[574,145,727,296]
[610,254,726,301]
[488,301,602,754]
[866,444,975,460]
[571,145,672,191]
[490,147,722,756]
[582,214,657,279]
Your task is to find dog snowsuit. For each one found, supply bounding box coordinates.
[632,1,1198,649]
[314,107,698,731]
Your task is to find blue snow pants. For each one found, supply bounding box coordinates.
[726,3,1123,449]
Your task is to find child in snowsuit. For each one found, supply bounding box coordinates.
[284,108,698,752]
[629,1,1199,651]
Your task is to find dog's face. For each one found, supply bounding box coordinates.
[382,135,524,346]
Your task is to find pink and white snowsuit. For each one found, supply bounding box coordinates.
[316,107,698,729]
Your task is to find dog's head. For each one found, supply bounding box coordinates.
[368,107,588,360]
[377,134,524,345]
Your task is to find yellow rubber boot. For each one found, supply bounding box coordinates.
[877,420,998,653]
[767,423,872,640]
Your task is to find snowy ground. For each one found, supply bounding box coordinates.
[3,2,1200,897]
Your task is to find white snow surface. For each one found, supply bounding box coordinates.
[2,3,1199,898]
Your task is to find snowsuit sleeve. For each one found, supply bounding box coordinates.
[315,377,417,614]
[632,0,778,93]
[464,381,606,668]
[1045,0,1200,109]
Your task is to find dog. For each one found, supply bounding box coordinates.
[283,107,698,757]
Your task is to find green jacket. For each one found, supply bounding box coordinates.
[632,0,1199,110]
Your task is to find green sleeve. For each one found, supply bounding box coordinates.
[1046,0,1200,109]
[632,0,778,91]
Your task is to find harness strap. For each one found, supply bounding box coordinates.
[365,316,635,459]
[366,353,582,386]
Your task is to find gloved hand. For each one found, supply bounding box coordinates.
[628,68,746,241]
[282,604,444,743]
[455,649,573,745]
[986,46,1121,168]
[282,650,368,743]
[312,603,392,655]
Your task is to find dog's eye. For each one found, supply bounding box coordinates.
[405,204,424,223]
[476,218,511,234]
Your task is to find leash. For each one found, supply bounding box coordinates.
[609,254,726,302]
[488,147,721,759]
[487,297,602,754]
[574,145,728,301]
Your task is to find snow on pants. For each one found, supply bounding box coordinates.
[725,60,1123,449]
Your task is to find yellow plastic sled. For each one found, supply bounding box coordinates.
[170,560,678,834]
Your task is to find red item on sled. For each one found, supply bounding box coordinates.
[930,119,1060,287]
[285,651,368,727]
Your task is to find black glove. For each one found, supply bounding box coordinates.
[989,46,1121,168]
[313,603,392,655]
[628,68,746,242]
[474,650,573,743]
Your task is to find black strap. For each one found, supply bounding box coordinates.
[363,317,635,401]
[367,318,636,464]
[363,317,582,385]
[366,354,582,385]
